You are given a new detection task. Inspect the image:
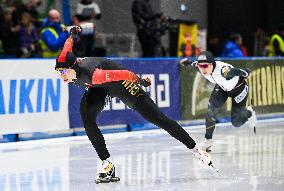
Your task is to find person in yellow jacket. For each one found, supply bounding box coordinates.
[268,24,284,56]
[40,9,69,58]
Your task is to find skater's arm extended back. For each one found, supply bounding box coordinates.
[91,68,151,87]
[221,66,250,78]
[92,69,140,84]
[57,37,74,63]
[179,58,197,67]
[57,26,79,63]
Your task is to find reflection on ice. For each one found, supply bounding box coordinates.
[0,120,283,191]
[111,151,170,186]
[0,147,69,191]
[227,134,284,177]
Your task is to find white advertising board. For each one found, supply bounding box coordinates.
[0,59,69,134]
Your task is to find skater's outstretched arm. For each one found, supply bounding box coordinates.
[221,66,250,78]
[92,68,151,87]
[57,38,74,63]
[57,26,80,63]
[179,58,198,67]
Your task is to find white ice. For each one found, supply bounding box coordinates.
[0,119,283,191]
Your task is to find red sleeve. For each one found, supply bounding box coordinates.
[57,37,74,62]
[92,68,140,85]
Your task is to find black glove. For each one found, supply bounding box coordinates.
[140,78,151,87]
[70,26,82,39]
[243,68,251,74]
[242,68,251,78]
[179,58,196,67]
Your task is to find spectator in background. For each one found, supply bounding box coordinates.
[75,0,101,56]
[19,12,40,58]
[76,0,101,21]
[10,0,41,29]
[21,0,42,29]
[70,14,96,57]
[132,0,165,57]
[253,27,267,56]
[180,32,200,57]
[207,35,222,56]
[221,33,245,58]
[262,37,270,56]
[268,24,284,56]
[240,43,248,57]
[21,0,41,19]
[71,14,81,26]
[0,7,21,58]
[40,9,68,58]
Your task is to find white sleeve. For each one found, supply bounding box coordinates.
[92,3,101,14]
[77,3,84,14]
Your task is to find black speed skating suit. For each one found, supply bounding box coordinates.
[76,58,196,160]
[56,37,196,160]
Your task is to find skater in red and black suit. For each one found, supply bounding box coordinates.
[55,26,214,183]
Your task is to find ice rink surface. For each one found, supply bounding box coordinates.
[0,119,283,191]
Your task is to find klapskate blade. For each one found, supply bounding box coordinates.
[209,162,220,173]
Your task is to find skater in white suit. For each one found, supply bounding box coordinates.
[180,51,257,152]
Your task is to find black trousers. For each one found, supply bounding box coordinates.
[137,29,157,57]
[80,62,196,161]
[205,82,251,139]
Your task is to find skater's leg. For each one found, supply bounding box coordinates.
[231,85,251,127]
[80,87,110,160]
[133,96,196,149]
[205,85,228,139]
[81,88,119,181]
[135,97,213,166]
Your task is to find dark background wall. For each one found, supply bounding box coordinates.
[69,0,162,33]
[208,0,284,55]
[66,0,284,56]
[266,0,284,31]
[160,0,207,29]
[68,0,207,33]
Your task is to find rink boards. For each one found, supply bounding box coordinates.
[0,58,284,141]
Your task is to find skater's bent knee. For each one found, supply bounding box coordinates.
[207,110,217,120]
[231,120,244,127]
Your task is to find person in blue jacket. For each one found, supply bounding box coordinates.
[221,33,245,58]
[40,9,69,58]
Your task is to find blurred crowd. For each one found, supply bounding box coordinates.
[207,25,284,58]
[0,0,283,58]
[132,0,284,58]
[0,0,100,58]
[0,0,42,58]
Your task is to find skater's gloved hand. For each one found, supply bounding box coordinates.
[179,58,197,67]
[179,58,189,66]
[140,77,151,87]
[70,26,82,39]
[240,68,251,78]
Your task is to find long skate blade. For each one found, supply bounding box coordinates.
[210,164,220,173]
[110,177,120,182]
[95,178,110,184]
[209,162,220,173]
[250,98,257,135]
[95,177,120,184]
